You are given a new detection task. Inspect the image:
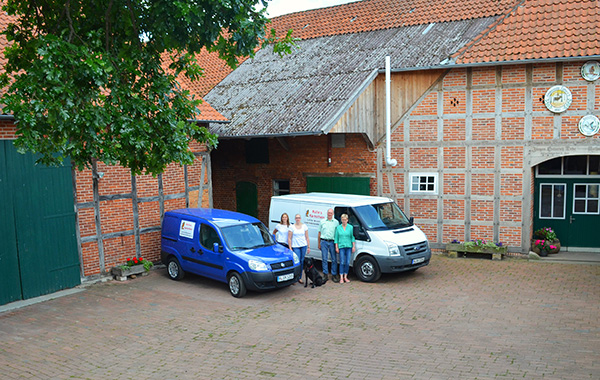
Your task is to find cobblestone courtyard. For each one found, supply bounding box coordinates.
[1,255,598,379]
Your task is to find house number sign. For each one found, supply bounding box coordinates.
[544,85,572,113]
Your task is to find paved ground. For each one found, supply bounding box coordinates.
[1,255,598,380]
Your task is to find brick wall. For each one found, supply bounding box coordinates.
[212,134,377,224]
[383,61,599,252]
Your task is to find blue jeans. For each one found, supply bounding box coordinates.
[339,247,351,275]
[292,246,307,279]
[320,240,337,275]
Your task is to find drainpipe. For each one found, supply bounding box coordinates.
[385,56,397,167]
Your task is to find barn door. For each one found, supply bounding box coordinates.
[1,141,80,305]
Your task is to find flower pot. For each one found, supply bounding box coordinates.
[111,264,146,277]
[548,239,561,254]
[539,249,549,257]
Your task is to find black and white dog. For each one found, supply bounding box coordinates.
[304,257,327,288]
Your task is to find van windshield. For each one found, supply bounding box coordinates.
[221,222,275,251]
[354,202,411,230]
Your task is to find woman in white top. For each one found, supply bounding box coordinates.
[273,213,291,248]
[288,214,310,284]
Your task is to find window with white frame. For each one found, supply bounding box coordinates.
[573,184,599,214]
[539,183,566,219]
[409,173,438,194]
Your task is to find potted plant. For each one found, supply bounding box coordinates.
[445,239,507,259]
[532,227,560,254]
[532,239,556,257]
[111,257,154,279]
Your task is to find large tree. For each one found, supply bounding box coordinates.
[1,0,292,175]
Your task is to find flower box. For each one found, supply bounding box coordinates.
[445,243,507,260]
[111,264,148,281]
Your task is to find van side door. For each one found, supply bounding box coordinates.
[198,223,226,281]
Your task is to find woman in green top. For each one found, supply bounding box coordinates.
[334,214,356,284]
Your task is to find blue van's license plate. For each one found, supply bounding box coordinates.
[412,257,425,265]
[277,273,294,282]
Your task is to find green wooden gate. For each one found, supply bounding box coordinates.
[306,176,371,195]
[0,141,80,305]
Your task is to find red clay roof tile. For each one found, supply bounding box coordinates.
[455,0,600,64]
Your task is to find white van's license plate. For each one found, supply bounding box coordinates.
[277,273,294,282]
[412,257,425,265]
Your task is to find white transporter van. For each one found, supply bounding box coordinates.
[269,193,431,282]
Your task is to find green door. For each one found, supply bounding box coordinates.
[0,142,22,304]
[236,181,258,217]
[534,177,600,248]
[1,141,80,304]
[306,176,370,195]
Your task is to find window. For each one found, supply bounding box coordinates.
[537,155,600,176]
[331,134,346,148]
[409,173,438,194]
[200,224,221,250]
[573,184,599,214]
[539,183,566,219]
[273,179,290,196]
[245,138,269,164]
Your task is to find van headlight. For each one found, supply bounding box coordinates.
[292,252,300,265]
[385,241,401,256]
[249,259,270,271]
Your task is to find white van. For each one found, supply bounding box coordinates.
[269,193,431,282]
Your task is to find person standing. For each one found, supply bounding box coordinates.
[273,213,291,248]
[288,214,310,284]
[335,213,355,284]
[318,208,339,281]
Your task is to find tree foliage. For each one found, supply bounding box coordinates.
[1,0,293,175]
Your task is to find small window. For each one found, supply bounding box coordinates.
[573,184,600,214]
[409,173,438,194]
[564,156,587,175]
[245,138,269,164]
[538,158,562,175]
[273,179,290,196]
[331,134,346,148]
[539,183,566,219]
[200,224,221,250]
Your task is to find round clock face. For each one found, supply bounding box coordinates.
[544,85,572,113]
[578,115,600,137]
[581,61,600,82]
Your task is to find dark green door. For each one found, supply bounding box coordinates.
[534,179,600,248]
[1,141,80,305]
[236,181,258,217]
[306,176,370,195]
[0,142,22,304]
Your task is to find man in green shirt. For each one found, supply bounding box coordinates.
[318,208,339,281]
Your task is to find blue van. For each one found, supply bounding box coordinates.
[160,208,301,297]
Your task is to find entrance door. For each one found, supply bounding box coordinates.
[534,155,600,248]
[0,141,81,305]
[236,181,258,217]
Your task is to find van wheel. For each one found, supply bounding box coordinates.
[355,255,381,282]
[228,272,247,298]
[167,257,185,281]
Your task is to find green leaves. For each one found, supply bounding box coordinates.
[1,0,286,176]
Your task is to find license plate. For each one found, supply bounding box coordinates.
[277,273,294,282]
[412,257,425,265]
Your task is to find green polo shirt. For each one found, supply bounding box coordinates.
[319,218,339,240]
[335,224,355,248]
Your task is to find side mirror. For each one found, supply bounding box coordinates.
[213,242,223,253]
[409,216,414,226]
